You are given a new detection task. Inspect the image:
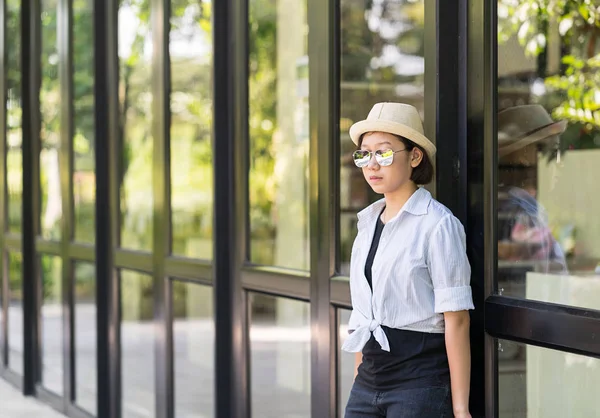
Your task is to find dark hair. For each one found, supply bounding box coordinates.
[359,133,434,185]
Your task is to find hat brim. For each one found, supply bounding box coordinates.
[349,119,437,159]
[498,120,567,157]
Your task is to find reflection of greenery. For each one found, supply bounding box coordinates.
[248,0,277,265]
[118,0,153,250]
[40,0,62,240]
[121,271,154,321]
[73,0,96,243]
[8,253,23,301]
[172,281,189,318]
[74,263,95,302]
[116,0,215,253]
[170,0,214,258]
[498,1,600,151]
[40,256,62,301]
[119,272,207,321]
[6,0,22,232]
[341,0,424,83]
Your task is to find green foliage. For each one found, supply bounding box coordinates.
[7,253,23,301]
[248,0,277,247]
[499,0,600,147]
[341,0,425,83]
[6,0,23,232]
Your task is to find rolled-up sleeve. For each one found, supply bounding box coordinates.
[427,215,474,313]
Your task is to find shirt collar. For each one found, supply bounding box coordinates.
[357,187,431,225]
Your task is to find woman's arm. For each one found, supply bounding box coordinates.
[444,310,471,418]
[354,352,362,378]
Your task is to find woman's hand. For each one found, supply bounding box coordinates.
[454,412,472,418]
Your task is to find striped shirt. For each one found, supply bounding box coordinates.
[342,187,474,353]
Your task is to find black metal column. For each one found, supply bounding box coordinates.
[425,0,487,415]
[232,0,251,414]
[308,0,338,416]
[466,0,498,416]
[213,0,245,416]
[151,0,173,416]
[426,0,469,224]
[21,0,42,396]
[93,0,121,415]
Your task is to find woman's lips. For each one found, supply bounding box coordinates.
[369,176,383,182]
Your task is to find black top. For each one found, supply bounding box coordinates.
[364,214,385,290]
[355,212,450,391]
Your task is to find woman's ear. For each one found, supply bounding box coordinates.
[410,148,423,168]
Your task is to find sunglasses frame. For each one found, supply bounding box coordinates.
[352,148,408,168]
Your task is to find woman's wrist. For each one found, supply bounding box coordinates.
[453,406,471,417]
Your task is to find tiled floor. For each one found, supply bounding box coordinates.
[0,379,64,418]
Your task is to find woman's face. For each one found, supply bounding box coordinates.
[359,131,423,194]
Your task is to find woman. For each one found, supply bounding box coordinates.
[342,102,473,418]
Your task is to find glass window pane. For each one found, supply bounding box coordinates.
[73,0,96,244]
[496,2,600,307]
[8,252,23,375]
[248,0,310,270]
[121,270,154,417]
[173,281,214,417]
[170,0,213,260]
[339,0,426,275]
[74,262,96,414]
[118,3,153,250]
[498,339,600,417]
[6,0,22,233]
[40,255,63,395]
[40,0,62,240]
[250,293,310,417]
[338,309,354,418]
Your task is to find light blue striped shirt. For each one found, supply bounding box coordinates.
[342,187,474,353]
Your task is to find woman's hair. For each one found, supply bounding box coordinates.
[359,133,434,185]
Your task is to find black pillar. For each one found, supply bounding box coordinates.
[93,0,121,415]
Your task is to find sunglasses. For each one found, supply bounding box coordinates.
[352,149,408,168]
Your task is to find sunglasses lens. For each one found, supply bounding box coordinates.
[353,150,370,167]
[376,149,394,166]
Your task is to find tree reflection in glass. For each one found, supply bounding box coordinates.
[496,1,600,302]
[40,0,62,240]
[73,0,96,243]
[118,0,153,250]
[6,0,23,233]
[248,0,310,270]
[170,0,213,260]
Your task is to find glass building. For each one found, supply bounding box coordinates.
[0,0,599,417]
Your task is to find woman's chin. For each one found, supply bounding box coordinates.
[369,183,388,194]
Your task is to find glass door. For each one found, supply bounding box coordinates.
[468,1,600,416]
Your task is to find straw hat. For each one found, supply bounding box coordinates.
[349,102,437,159]
[498,105,566,157]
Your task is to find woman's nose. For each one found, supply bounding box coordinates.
[366,154,379,169]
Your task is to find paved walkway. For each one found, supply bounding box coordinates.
[0,379,64,418]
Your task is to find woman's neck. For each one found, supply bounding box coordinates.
[382,182,419,222]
